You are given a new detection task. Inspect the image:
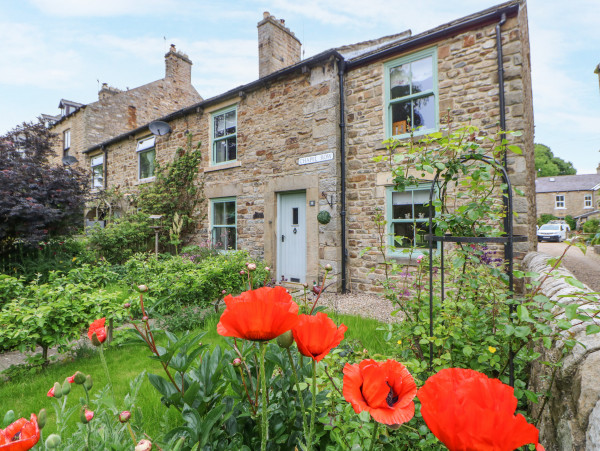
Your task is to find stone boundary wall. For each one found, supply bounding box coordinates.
[522,252,600,451]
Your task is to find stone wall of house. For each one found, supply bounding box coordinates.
[96,58,342,287]
[523,252,600,451]
[343,8,535,294]
[537,190,598,220]
[48,48,201,170]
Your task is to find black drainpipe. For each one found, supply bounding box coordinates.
[496,12,507,168]
[496,12,515,387]
[337,56,347,293]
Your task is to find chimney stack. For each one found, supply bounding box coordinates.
[596,162,600,175]
[165,44,193,84]
[98,83,122,101]
[257,12,301,78]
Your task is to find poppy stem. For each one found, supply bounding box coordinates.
[260,342,268,451]
[368,421,379,451]
[307,359,317,450]
[286,348,309,441]
[98,343,115,403]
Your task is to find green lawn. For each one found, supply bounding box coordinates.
[0,310,389,441]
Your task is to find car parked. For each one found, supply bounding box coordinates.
[537,223,570,242]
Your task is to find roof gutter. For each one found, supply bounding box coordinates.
[346,2,519,69]
[84,50,343,155]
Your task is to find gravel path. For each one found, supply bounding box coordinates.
[537,242,600,292]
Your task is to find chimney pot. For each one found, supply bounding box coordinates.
[263,11,270,19]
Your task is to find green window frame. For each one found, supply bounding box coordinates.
[212,106,237,165]
[386,185,436,255]
[137,136,156,180]
[384,47,438,139]
[90,154,104,189]
[211,197,237,250]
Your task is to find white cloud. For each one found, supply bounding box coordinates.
[28,0,178,17]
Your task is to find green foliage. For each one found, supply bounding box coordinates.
[382,121,522,238]
[564,215,576,231]
[85,213,153,264]
[534,143,576,177]
[0,237,95,283]
[121,252,269,315]
[582,218,600,234]
[137,133,204,243]
[537,214,557,227]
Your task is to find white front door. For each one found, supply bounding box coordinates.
[277,191,306,283]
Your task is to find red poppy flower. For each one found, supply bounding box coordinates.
[292,312,347,362]
[217,286,299,341]
[87,318,107,344]
[343,359,417,425]
[46,386,55,397]
[418,368,545,451]
[0,413,40,450]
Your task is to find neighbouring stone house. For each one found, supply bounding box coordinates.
[42,45,202,173]
[81,0,536,294]
[536,168,600,227]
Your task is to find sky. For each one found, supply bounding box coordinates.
[1,0,599,174]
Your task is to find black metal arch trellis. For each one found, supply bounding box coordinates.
[425,154,527,386]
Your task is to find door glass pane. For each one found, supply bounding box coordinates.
[412,95,435,131]
[411,57,433,93]
[292,207,299,225]
[390,64,410,99]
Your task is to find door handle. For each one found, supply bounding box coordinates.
[281,234,285,242]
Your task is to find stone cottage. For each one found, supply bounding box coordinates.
[42,45,202,173]
[536,169,600,227]
[82,0,536,294]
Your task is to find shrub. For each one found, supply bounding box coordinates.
[564,215,576,231]
[121,251,269,315]
[86,213,153,264]
[537,214,557,226]
[582,218,600,234]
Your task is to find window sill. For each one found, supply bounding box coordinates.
[136,176,156,185]
[584,207,594,209]
[204,161,241,173]
[554,207,566,210]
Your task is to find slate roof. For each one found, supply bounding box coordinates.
[536,174,600,193]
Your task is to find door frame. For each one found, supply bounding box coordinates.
[277,190,307,284]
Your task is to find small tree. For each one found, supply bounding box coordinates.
[137,133,204,244]
[0,121,88,253]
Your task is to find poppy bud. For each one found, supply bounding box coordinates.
[325,264,332,272]
[91,332,102,347]
[240,270,245,275]
[247,263,257,271]
[276,330,294,349]
[118,411,131,423]
[222,290,227,295]
[61,378,71,396]
[138,284,148,292]
[80,407,94,424]
[123,302,131,309]
[265,266,270,272]
[3,410,15,427]
[303,283,308,289]
[84,374,93,390]
[73,371,86,385]
[142,315,149,322]
[232,358,242,367]
[135,439,153,451]
[53,382,63,399]
[38,408,47,429]
[45,434,62,449]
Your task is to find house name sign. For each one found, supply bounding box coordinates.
[298,152,334,166]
